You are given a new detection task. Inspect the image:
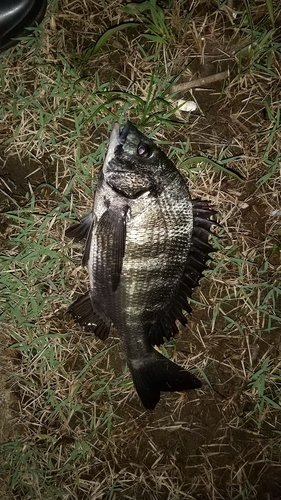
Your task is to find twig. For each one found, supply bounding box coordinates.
[171,70,229,93]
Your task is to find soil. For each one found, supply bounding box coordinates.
[0,154,56,211]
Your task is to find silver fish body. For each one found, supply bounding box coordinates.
[66,122,215,410]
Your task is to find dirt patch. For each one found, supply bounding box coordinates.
[0,153,57,211]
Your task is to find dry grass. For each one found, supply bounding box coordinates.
[0,0,281,499]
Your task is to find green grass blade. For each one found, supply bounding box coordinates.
[84,22,140,57]
[182,156,243,180]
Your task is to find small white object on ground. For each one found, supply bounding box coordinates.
[177,100,197,112]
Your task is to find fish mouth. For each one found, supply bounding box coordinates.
[109,122,121,148]
[103,123,121,169]
[109,121,131,148]
[119,121,131,143]
[103,121,132,173]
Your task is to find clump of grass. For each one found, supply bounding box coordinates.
[122,0,171,61]
[246,357,281,430]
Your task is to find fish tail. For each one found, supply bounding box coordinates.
[129,351,202,410]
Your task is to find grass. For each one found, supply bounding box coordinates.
[0,0,281,499]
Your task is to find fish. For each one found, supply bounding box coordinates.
[65,121,215,410]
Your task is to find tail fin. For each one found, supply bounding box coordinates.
[129,351,202,410]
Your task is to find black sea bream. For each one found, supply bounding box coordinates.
[66,121,215,410]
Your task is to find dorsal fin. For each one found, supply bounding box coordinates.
[149,200,217,346]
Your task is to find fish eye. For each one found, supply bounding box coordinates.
[137,142,152,158]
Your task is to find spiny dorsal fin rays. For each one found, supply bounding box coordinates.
[149,200,216,346]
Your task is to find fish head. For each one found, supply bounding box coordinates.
[103,121,176,198]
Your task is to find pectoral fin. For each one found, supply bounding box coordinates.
[96,206,129,292]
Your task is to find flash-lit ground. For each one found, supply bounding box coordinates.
[0,1,280,499]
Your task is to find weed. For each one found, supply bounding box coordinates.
[246,357,281,430]
[122,0,170,60]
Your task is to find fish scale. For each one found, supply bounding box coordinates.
[66,121,215,410]
[121,223,187,324]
